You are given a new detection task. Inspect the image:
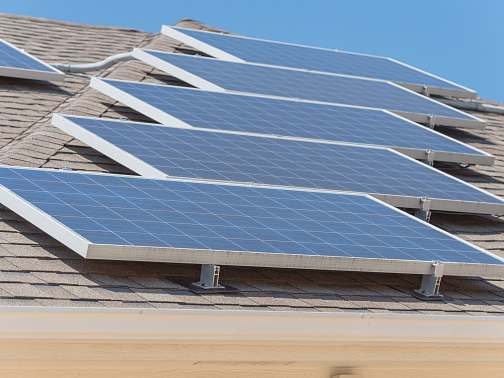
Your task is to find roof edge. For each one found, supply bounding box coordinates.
[2,306,504,344]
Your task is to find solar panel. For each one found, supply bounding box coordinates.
[0,39,65,81]
[53,114,504,216]
[163,26,476,99]
[90,78,493,165]
[132,49,484,129]
[1,166,503,279]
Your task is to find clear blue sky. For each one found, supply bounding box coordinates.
[4,0,503,102]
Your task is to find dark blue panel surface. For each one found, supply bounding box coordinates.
[0,168,500,265]
[63,115,502,205]
[103,80,483,157]
[144,51,473,121]
[0,40,54,72]
[173,27,465,92]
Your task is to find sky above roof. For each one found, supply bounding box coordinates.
[4,0,502,102]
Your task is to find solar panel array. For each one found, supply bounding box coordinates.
[0,39,64,81]
[132,49,483,129]
[163,26,475,98]
[53,114,504,215]
[1,26,502,284]
[91,78,492,165]
[0,167,502,274]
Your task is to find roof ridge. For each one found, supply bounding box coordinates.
[174,19,231,34]
[0,12,145,33]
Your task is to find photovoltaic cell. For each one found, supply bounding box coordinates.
[132,50,482,128]
[0,39,64,81]
[165,26,474,97]
[0,167,502,272]
[91,79,491,165]
[54,115,504,216]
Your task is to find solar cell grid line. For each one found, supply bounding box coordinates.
[52,114,504,216]
[131,49,484,129]
[90,78,493,165]
[162,26,476,99]
[1,166,504,279]
[0,39,65,81]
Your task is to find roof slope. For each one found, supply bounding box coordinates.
[1,13,504,314]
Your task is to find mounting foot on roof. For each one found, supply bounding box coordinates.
[426,114,436,129]
[191,264,231,293]
[421,85,430,97]
[424,149,435,166]
[414,262,444,300]
[414,197,432,223]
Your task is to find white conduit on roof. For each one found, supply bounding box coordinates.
[51,51,135,73]
[50,51,504,115]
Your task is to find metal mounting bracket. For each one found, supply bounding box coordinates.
[192,264,226,291]
[426,114,436,129]
[425,149,435,166]
[421,85,430,97]
[414,197,432,223]
[414,261,444,300]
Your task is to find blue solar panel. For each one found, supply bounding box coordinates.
[0,166,500,267]
[57,115,504,212]
[0,40,63,81]
[136,50,478,124]
[95,79,489,164]
[167,26,472,96]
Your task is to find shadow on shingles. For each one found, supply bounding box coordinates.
[437,126,497,147]
[173,48,211,58]
[434,163,504,185]
[53,145,137,176]
[0,77,72,96]
[96,102,157,124]
[432,212,504,231]
[144,72,195,87]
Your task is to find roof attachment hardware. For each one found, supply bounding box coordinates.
[414,197,432,223]
[414,261,444,300]
[191,264,229,293]
[421,85,430,97]
[426,114,436,129]
[425,149,435,166]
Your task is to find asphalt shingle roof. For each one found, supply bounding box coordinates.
[1,13,504,314]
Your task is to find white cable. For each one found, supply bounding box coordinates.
[51,51,135,73]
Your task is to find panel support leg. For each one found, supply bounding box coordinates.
[414,197,432,223]
[414,262,444,300]
[424,149,435,166]
[421,85,431,97]
[192,264,225,290]
[426,114,436,129]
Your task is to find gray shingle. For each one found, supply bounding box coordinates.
[32,272,99,286]
[61,285,145,302]
[0,283,57,298]
[0,271,44,284]
[128,276,186,290]
[245,292,313,308]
